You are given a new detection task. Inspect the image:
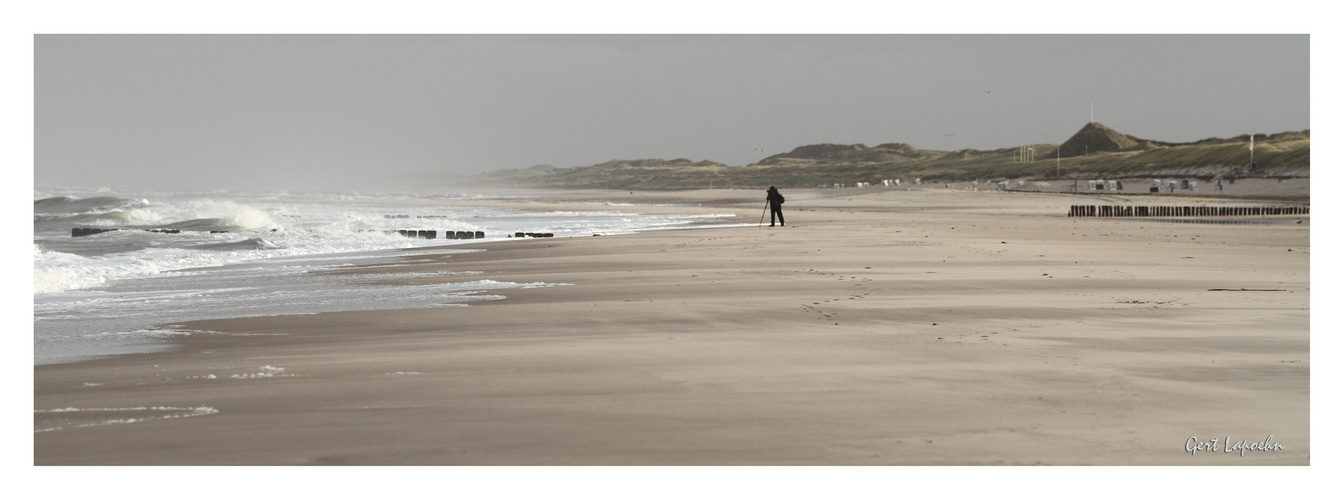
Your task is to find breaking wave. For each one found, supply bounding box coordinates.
[193,237,282,251]
[34,196,148,215]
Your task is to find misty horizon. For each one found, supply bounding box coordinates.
[35,34,1309,192]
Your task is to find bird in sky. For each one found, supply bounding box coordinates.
[982,89,994,94]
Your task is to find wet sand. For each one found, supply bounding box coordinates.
[34,187,1310,465]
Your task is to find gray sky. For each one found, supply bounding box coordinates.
[35,34,1309,191]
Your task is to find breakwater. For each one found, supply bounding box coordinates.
[1067,205,1309,217]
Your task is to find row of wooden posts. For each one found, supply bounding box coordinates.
[394,230,485,239]
[1068,205,1309,217]
[72,227,186,237]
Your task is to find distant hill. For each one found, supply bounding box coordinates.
[474,158,729,189]
[1058,122,1142,157]
[758,143,929,164]
[463,123,1309,190]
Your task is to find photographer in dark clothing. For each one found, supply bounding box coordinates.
[766,186,785,227]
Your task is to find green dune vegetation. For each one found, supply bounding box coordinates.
[469,123,1309,190]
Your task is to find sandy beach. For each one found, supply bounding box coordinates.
[33,186,1310,465]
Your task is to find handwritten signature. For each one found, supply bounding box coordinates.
[1186,435,1284,456]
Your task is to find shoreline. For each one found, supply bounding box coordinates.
[32,192,754,366]
[34,188,1310,465]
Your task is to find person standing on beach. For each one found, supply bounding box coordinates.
[766,186,785,227]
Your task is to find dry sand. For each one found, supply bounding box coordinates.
[34,188,1310,465]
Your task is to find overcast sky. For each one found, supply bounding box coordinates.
[34,34,1309,191]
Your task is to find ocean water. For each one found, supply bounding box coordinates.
[33,189,736,365]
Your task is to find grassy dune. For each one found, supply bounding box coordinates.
[470,126,1309,190]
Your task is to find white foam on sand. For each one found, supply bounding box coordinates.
[229,366,291,379]
[34,406,219,433]
[35,189,721,366]
[34,244,572,365]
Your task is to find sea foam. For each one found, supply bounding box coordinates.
[34,188,734,365]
